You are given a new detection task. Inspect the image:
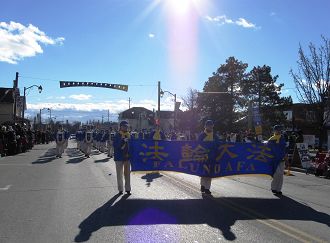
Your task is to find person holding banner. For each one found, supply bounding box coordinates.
[198,120,219,194]
[268,125,287,195]
[113,121,131,195]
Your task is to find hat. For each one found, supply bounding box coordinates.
[273,125,282,131]
[120,120,129,127]
[205,120,214,126]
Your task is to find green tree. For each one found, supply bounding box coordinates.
[242,65,292,131]
[198,57,248,131]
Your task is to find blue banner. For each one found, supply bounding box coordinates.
[129,140,286,178]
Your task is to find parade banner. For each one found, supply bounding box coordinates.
[129,140,286,178]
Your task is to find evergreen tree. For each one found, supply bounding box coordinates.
[242,65,292,131]
[198,57,248,131]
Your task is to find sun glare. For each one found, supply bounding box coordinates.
[166,0,202,15]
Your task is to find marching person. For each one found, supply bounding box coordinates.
[55,125,65,158]
[107,127,114,158]
[84,126,93,158]
[150,123,165,140]
[268,125,287,195]
[113,121,131,195]
[138,128,148,140]
[198,120,219,195]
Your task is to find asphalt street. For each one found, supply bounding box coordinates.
[0,141,329,243]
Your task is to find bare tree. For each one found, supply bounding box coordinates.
[182,88,198,111]
[290,36,330,147]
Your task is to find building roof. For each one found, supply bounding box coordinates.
[159,110,174,119]
[119,107,154,119]
[0,88,14,103]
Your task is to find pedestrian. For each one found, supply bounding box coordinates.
[268,125,287,195]
[198,120,218,195]
[55,125,65,158]
[113,121,131,195]
[6,126,17,156]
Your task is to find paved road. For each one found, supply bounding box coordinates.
[0,141,329,243]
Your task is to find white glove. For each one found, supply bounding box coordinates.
[124,138,129,142]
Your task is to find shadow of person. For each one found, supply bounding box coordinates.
[141,172,163,187]
[94,158,110,163]
[66,155,86,164]
[66,148,83,158]
[32,148,57,164]
[74,193,123,242]
[74,196,330,242]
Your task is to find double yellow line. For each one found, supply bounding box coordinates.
[162,173,326,243]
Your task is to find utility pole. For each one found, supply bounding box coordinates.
[108,109,110,123]
[13,72,19,122]
[128,97,131,109]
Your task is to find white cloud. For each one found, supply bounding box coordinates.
[205,15,258,29]
[148,33,155,38]
[69,94,92,100]
[235,18,257,29]
[270,12,276,16]
[26,97,179,113]
[25,97,187,122]
[0,21,64,64]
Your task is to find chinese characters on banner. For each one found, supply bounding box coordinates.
[129,140,286,178]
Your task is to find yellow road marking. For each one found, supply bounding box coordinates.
[162,172,326,243]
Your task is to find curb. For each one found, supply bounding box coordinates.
[288,167,306,173]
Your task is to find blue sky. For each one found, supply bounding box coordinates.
[1,0,330,122]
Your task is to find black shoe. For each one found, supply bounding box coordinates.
[275,191,282,195]
[126,191,131,195]
[204,189,211,195]
[271,190,277,194]
[118,191,123,195]
[201,186,205,193]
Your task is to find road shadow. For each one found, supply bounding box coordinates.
[74,195,330,242]
[141,172,163,187]
[66,148,82,158]
[32,148,57,164]
[91,150,101,155]
[66,156,86,164]
[94,158,110,163]
[65,148,86,164]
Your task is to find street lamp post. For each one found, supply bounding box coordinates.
[22,85,42,125]
[160,89,177,130]
[39,107,48,125]
[47,108,52,123]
